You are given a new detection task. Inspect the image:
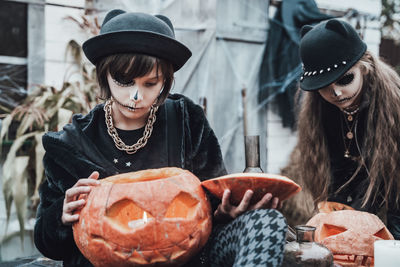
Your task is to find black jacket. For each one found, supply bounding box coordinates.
[34,94,227,266]
[322,99,400,239]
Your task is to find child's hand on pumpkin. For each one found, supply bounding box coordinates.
[61,171,100,225]
[214,189,281,222]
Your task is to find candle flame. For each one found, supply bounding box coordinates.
[143,211,147,223]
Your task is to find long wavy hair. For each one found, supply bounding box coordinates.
[284,51,400,210]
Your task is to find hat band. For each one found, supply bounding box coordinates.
[300,60,347,81]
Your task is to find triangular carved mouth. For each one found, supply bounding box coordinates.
[90,229,202,263]
[334,254,373,266]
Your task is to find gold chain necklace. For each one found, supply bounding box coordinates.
[104,99,159,154]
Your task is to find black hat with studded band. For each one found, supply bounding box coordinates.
[82,9,192,72]
[299,19,367,91]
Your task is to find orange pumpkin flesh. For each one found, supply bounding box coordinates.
[318,201,354,213]
[307,210,394,267]
[201,173,301,205]
[73,167,212,267]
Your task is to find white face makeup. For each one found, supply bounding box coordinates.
[318,64,364,110]
[107,65,164,128]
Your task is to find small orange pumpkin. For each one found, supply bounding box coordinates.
[73,167,212,267]
[201,173,301,205]
[307,210,394,267]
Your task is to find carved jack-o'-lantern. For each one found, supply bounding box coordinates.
[307,210,394,267]
[73,167,212,267]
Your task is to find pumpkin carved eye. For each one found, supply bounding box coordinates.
[106,199,154,230]
[105,192,200,230]
[165,192,199,219]
[374,228,393,239]
[320,224,347,239]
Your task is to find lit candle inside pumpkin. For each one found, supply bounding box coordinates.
[374,240,400,267]
[143,211,148,223]
[128,211,148,229]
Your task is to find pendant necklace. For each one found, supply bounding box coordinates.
[342,107,359,122]
[340,109,359,158]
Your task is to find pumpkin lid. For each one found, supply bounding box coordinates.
[201,173,301,205]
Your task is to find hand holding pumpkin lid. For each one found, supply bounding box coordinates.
[201,172,301,206]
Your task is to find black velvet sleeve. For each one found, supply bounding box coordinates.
[184,97,227,181]
[182,97,227,216]
[34,154,78,260]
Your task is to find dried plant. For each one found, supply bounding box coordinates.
[1,14,100,245]
[64,14,101,36]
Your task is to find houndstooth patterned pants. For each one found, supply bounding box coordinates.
[209,209,287,267]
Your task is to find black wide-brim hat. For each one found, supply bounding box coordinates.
[299,19,367,91]
[82,9,192,72]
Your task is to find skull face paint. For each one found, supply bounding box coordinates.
[318,65,364,111]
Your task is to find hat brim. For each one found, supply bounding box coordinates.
[300,45,366,91]
[82,31,192,71]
